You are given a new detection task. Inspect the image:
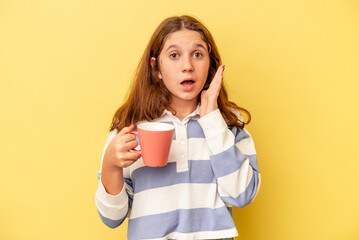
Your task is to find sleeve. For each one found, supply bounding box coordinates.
[198,109,261,208]
[94,129,133,228]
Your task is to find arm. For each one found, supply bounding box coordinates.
[95,175,129,228]
[198,109,261,208]
[95,125,139,228]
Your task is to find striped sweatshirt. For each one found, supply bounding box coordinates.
[95,106,261,240]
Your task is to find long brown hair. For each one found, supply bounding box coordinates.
[110,15,251,132]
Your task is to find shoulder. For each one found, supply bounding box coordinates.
[103,129,118,147]
[108,129,118,139]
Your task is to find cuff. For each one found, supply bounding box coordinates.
[96,179,128,207]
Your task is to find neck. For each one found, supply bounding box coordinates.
[168,99,198,121]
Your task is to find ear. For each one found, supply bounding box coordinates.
[150,57,156,68]
[150,57,162,79]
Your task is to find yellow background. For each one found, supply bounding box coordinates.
[1,0,358,239]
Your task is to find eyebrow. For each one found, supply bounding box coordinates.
[165,43,207,52]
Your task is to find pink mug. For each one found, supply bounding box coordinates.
[131,122,175,167]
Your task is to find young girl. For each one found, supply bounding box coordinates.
[95,15,260,240]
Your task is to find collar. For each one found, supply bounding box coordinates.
[161,104,201,121]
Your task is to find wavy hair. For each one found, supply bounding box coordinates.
[110,15,251,132]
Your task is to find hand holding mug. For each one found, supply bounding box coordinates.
[103,124,141,169]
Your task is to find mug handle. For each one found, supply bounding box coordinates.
[129,131,141,155]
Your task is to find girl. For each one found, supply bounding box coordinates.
[95,15,260,240]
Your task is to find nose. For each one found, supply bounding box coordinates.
[181,54,194,72]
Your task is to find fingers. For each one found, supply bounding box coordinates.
[122,151,141,161]
[124,138,139,150]
[112,124,139,153]
[120,159,139,168]
[115,135,138,155]
[199,65,224,118]
[115,151,141,168]
[118,123,135,136]
[104,124,141,169]
[206,65,224,98]
[122,132,137,143]
[117,123,137,147]
[210,65,224,89]
[213,65,225,82]
[114,146,141,161]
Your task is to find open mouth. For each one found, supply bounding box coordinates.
[181,80,195,86]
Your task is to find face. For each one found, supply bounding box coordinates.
[153,30,210,109]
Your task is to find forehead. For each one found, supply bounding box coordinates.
[163,30,207,49]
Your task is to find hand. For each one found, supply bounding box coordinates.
[200,65,225,117]
[100,124,140,195]
[103,123,141,169]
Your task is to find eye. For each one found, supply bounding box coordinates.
[193,52,203,58]
[170,53,179,59]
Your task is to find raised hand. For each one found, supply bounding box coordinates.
[200,65,225,117]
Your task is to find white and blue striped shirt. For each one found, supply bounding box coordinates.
[95,106,261,240]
